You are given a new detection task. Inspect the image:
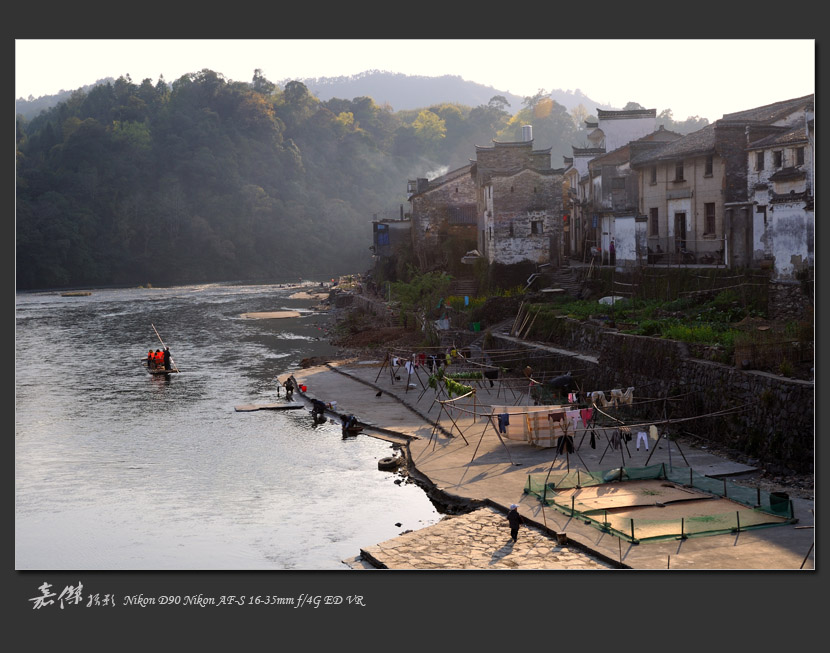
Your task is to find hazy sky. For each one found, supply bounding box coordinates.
[16,39,815,123]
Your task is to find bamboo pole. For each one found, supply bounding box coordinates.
[523,311,538,339]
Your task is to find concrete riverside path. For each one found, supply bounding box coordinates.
[281,356,815,571]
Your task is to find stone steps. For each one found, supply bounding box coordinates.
[545,267,586,298]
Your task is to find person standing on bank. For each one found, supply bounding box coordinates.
[507,504,523,542]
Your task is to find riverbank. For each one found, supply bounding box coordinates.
[284,352,815,570]
[274,280,816,570]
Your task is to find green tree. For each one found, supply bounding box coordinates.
[412,109,447,144]
[251,69,276,95]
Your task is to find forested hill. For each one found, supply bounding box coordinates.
[15,69,709,291]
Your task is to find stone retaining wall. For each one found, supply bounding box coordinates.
[768,279,812,322]
[491,325,814,474]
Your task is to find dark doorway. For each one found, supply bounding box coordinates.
[674,212,687,252]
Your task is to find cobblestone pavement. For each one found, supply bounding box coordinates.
[358,506,617,570]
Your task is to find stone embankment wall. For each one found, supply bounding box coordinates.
[768,279,812,322]
[491,319,814,474]
[342,293,399,326]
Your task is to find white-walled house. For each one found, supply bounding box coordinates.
[563,109,661,264]
[583,127,682,266]
[586,108,657,152]
[746,104,814,280]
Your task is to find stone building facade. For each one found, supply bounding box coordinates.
[406,166,478,271]
[632,123,728,265]
[474,138,563,267]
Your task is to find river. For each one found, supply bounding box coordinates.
[14,281,441,570]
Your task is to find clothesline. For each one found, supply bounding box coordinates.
[435,398,753,430]
[590,402,754,432]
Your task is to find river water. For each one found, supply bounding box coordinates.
[15,282,441,571]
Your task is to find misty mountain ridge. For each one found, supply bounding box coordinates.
[287,70,617,115]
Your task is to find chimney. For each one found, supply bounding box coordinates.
[522,125,533,142]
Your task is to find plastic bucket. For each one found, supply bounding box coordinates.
[300,385,307,392]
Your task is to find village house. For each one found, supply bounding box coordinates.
[405,166,478,271]
[473,129,564,267]
[371,208,412,260]
[744,100,814,280]
[404,128,564,274]
[562,147,604,262]
[630,95,814,269]
[562,109,660,263]
[583,127,684,267]
[586,108,659,152]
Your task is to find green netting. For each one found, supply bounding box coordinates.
[524,465,796,543]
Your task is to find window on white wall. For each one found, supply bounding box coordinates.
[756,151,764,171]
[796,147,805,165]
[756,204,767,225]
[704,203,716,234]
[649,208,659,236]
[773,151,783,168]
[531,221,543,235]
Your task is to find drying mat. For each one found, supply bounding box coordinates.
[554,479,711,511]
[549,479,789,541]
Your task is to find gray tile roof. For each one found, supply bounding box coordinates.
[597,108,657,120]
[720,94,813,123]
[748,125,809,149]
[629,94,813,167]
[630,123,716,166]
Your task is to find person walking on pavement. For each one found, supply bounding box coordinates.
[507,504,523,542]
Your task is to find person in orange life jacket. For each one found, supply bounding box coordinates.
[146,350,155,368]
[154,349,164,368]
